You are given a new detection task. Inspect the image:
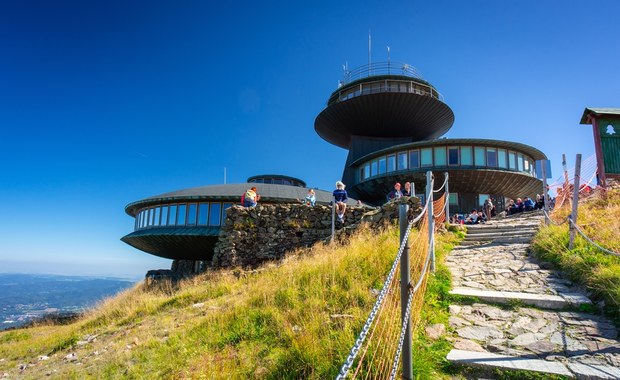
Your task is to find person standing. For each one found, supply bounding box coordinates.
[333,181,348,222]
[402,182,412,197]
[386,182,402,202]
[483,198,493,221]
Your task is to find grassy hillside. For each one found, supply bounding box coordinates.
[0,224,461,379]
[531,187,620,322]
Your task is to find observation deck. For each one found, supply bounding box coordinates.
[315,62,455,149]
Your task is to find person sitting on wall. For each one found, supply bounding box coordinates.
[465,209,479,224]
[303,189,316,206]
[243,187,261,208]
[514,198,524,213]
[506,199,515,215]
[523,196,535,211]
[402,182,412,197]
[386,182,403,202]
[333,181,348,222]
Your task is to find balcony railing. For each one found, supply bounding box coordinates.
[341,61,423,84]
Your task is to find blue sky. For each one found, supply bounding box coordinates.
[1,1,617,278]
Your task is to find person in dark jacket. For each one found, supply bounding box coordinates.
[386,183,403,202]
[333,181,348,222]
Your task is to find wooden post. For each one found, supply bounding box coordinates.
[426,171,435,273]
[569,154,582,250]
[444,172,450,223]
[541,160,549,225]
[331,196,335,243]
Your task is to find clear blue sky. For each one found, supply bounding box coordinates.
[1,1,617,278]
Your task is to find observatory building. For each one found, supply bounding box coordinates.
[122,61,547,264]
[315,62,547,211]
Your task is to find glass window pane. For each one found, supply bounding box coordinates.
[421,148,433,166]
[222,203,233,225]
[397,152,408,170]
[378,157,387,174]
[364,163,370,179]
[371,160,378,177]
[409,150,420,168]
[141,210,147,228]
[187,203,197,225]
[434,147,446,166]
[387,155,396,172]
[509,152,516,169]
[461,147,472,165]
[449,193,458,205]
[475,147,486,167]
[486,148,497,167]
[498,149,507,168]
[448,148,459,165]
[209,203,221,226]
[177,204,187,225]
[478,194,489,208]
[517,154,524,171]
[154,207,161,226]
[168,205,177,225]
[524,158,530,171]
[198,203,209,225]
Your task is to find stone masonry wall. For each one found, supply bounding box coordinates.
[212,197,421,269]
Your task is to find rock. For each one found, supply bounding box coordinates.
[425,324,446,340]
[453,338,486,352]
[511,332,546,346]
[192,302,205,308]
[457,326,503,341]
[38,355,50,361]
[64,353,78,362]
[449,316,471,327]
[448,305,462,315]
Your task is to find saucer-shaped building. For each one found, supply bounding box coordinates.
[314,62,547,211]
[121,175,353,261]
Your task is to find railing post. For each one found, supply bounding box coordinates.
[426,171,435,273]
[444,172,449,223]
[541,160,549,225]
[331,196,335,243]
[569,154,582,250]
[399,203,412,380]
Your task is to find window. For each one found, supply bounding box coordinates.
[187,203,197,225]
[448,147,459,165]
[363,163,371,179]
[371,160,378,177]
[517,154,524,171]
[154,207,161,226]
[209,203,221,226]
[461,147,473,165]
[177,204,187,225]
[409,150,420,168]
[524,158,530,172]
[486,148,497,167]
[378,157,387,174]
[434,147,446,166]
[508,152,516,170]
[397,152,408,170]
[474,147,486,167]
[387,155,396,172]
[222,203,233,225]
[498,149,507,168]
[198,203,209,225]
[478,194,489,208]
[168,205,177,225]
[449,193,458,205]
[421,148,433,166]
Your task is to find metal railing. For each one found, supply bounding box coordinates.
[342,62,423,84]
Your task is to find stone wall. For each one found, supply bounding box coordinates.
[212,197,421,269]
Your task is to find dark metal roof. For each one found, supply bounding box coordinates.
[315,92,454,149]
[125,183,357,216]
[348,138,547,167]
[580,108,620,124]
[121,226,220,261]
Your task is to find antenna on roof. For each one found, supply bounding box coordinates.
[368,31,372,75]
[224,167,227,184]
[387,45,390,73]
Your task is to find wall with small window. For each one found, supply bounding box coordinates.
[357,144,537,183]
[134,201,234,231]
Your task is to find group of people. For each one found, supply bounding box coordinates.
[386,182,413,201]
[505,194,545,215]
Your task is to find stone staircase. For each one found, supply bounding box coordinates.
[445,212,620,379]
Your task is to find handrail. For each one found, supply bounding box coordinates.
[342,61,424,84]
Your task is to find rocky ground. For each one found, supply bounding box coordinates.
[445,212,620,379]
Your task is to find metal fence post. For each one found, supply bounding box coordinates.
[444,172,449,223]
[569,154,582,250]
[426,171,435,273]
[399,204,412,380]
[331,196,335,243]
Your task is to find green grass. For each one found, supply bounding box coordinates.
[531,188,620,323]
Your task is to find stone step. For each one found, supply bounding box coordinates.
[447,349,620,379]
[449,287,592,309]
[464,231,537,240]
[459,238,534,246]
[466,227,538,235]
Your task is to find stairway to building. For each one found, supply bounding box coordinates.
[444,212,620,379]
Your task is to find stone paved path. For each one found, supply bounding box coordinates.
[445,212,620,379]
